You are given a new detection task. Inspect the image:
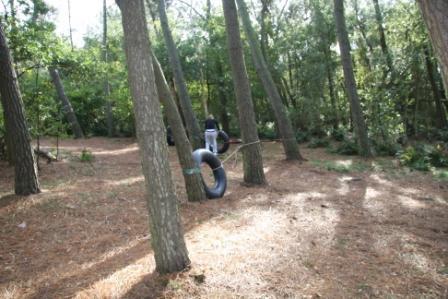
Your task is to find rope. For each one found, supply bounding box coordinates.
[183,167,201,175]
[220,140,261,165]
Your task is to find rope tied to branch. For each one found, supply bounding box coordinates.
[220,139,261,165]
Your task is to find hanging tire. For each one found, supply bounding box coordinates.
[192,149,227,199]
[166,127,175,146]
[217,130,230,154]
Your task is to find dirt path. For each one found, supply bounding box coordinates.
[0,137,447,298]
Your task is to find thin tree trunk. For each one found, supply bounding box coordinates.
[3,109,15,165]
[157,0,202,149]
[372,0,393,76]
[48,67,84,139]
[0,22,40,195]
[116,0,190,274]
[103,0,114,137]
[417,0,448,101]
[236,0,303,161]
[333,0,371,156]
[424,45,447,129]
[67,0,74,50]
[222,0,266,185]
[152,51,206,202]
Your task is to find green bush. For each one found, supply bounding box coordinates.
[295,131,310,143]
[331,128,346,141]
[80,148,94,162]
[329,140,359,155]
[307,137,330,148]
[374,142,401,156]
[397,143,448,171]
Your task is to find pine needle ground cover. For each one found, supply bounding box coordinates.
[1,138,447,298]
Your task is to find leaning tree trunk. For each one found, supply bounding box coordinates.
[48,67,84,139]
[116,0,190,274]
[103,0,114,137]
[417,0,448,101]
[0,22,40,195]
[372,0,393,77]
[333,0,371,157]
[424,45,447,129]
[157,0,202,149]
[151,51,206,202]
[235,0,303,161]
[223,0,266,185]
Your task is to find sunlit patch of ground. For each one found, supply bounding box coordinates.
[1,138,448,298]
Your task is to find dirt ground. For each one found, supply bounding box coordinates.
[0,137,447,298]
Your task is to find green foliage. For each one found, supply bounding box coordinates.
[312,160,371,173]
[295,131,310,143]
[331,128,346,142]
[329,140,359,155]
[373,141,401,157]
[397,144,448,171]
[307,137,330,148]
[80,148,94,163]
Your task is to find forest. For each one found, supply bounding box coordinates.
[0,0,447,298]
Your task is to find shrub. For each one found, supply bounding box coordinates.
[295,131,310,143]
[397,143,448,171]
[374,142,401,156]
[331,128,346,141]
[329,140,359,155]
[307,138,330,148]
[80,148,94,162]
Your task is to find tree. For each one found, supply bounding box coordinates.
[222,0,266,185]
[151,51,206,202]
[235,0,303,161]
[48,67,84,139]
[333,0,371,156]
[103,0,114,137]
[116,0,190,274]
[157,0,203,149]
[0,22,40,195]
[417,0,448,101]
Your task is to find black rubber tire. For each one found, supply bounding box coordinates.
[166,128,175,146]
[192,149,227,199]
[217,130,230,154]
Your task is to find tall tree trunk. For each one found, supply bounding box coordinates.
[152,51,206,202]
[236,0,303,161]
[333,0,371,156]
[417,0,448,101]
[103,0,114,137]
[3,109,15,165]
[222,0,267,185]
[215,60,230,133]
[0,23,40,195]
[424,45,447,129]
[157,0,202,149]
[48,67,84,139]
[116,0,190,274]
[67,0,74,50]
[372,0,393,76]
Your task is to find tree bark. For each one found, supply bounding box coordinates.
[103,0,114,137]
[48,67,84,139]
[116,0,190,274]
[222,0,267,185]
[151,51,206,202]
[372,0,393,76]
[157,0,203,149]
[424,45,447,129]
[0,22,40,195]
[417,0,448,101]
[333,0,371,156]
[236,0,303,161]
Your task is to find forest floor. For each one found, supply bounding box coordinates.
[0,137,447,298]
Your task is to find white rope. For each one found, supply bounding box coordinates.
[220,140,261,165]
